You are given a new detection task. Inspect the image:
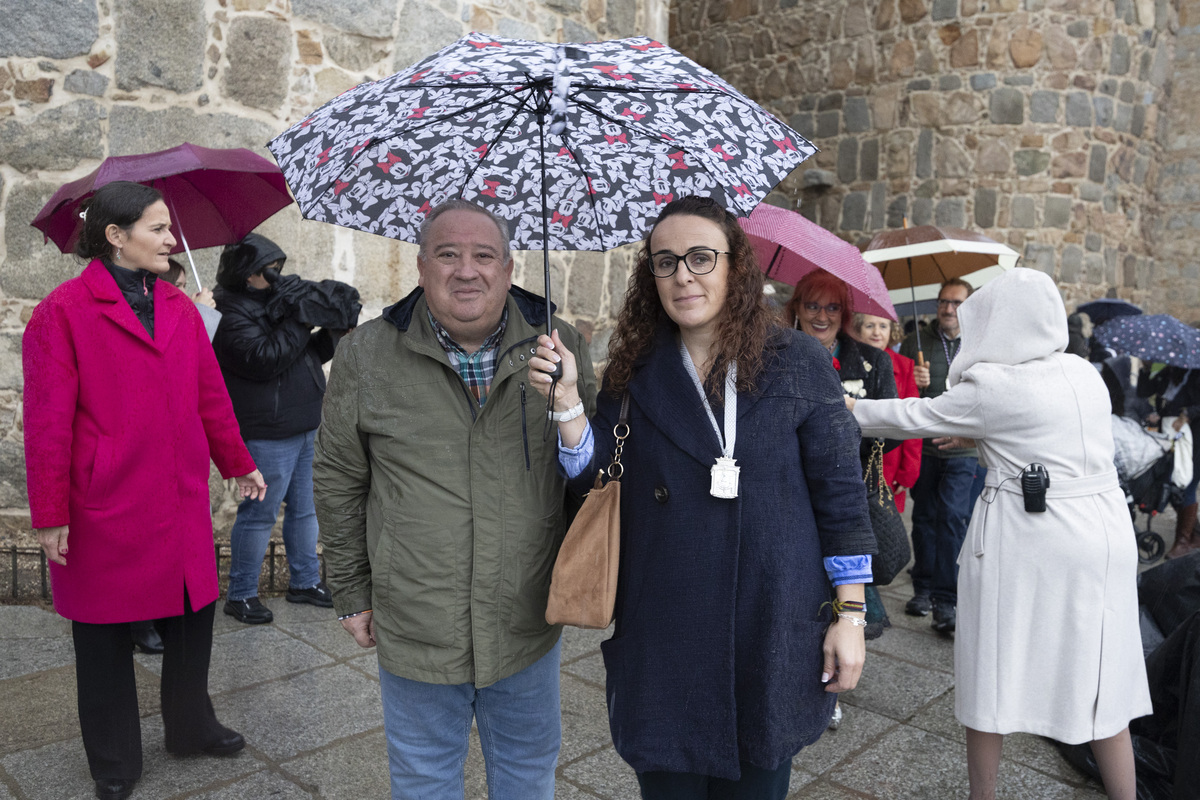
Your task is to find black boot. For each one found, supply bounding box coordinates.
[130,621,163,655]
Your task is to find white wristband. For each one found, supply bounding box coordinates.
[549,401,585,423]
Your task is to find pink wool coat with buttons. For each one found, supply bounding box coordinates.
[23,259,256,624]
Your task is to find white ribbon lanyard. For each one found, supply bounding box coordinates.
[680,340,740,499]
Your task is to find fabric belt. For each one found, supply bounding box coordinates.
[971,468,1119,557]
[983,467,1119,498]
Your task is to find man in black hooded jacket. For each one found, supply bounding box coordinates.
[213,233,338,624]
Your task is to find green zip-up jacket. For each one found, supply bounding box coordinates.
[314,286,597,687]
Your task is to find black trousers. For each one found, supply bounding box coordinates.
[636,760,792,800]
[71,595,222,780]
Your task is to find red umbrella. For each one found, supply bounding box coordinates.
[32,143,293,289]
[739,202,897,320]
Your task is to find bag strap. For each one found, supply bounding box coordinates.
[607,392,631,480]
[863,438,894,505]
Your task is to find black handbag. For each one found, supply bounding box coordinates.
[863,438,911,586]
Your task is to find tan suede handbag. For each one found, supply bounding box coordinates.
[545,393,630,629]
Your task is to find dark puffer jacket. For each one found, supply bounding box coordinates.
[212,234,335,440]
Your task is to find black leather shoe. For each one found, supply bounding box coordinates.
[286,581,334,608]
[931,601,957,634]
[905,592,932,616]
[223,597,273,624]
[201,730,245,756]
[167,726,245,757]
[94,778,135,800]
[130,621,164,654]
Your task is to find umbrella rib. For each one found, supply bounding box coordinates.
[452,89,543,204]
[568,95,750,209]
[549,137,610,252]
[312,87,530,202]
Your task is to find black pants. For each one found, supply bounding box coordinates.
[636,760,792,800]
[71,595,222,780]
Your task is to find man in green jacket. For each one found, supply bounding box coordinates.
[313,200,597,799]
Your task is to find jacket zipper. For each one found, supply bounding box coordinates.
[520,382,531,471]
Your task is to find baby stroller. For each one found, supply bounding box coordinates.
[1112,415,1193,564]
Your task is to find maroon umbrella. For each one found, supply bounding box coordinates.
[739,202,896,320]
[32,143,293,288]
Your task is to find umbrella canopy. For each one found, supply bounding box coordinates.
[1076,298,1143,326]
[739,203,896,321]
[268,32,814,254]
[1096,314,1200,369]
[32,143,294,256]
[861,225,1021,290]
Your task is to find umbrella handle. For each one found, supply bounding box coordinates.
[917,352,925,367]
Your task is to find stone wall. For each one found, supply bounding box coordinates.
[669,0,1199,316]
[0,0,667,539]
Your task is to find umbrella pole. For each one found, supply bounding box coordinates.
[909,257,924,367]
[163,190,204,292]
[539,112,561,380]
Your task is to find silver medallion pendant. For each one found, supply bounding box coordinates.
[710,456,740,499]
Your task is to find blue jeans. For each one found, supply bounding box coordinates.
[226,430,321,601]
[909,455,983,605]
[378,640,561,800]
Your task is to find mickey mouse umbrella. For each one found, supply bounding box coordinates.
[268,32,816,348]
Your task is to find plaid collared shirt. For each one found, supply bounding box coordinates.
[428,308,508,407]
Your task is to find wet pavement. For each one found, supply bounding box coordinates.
[0,566,1113,799]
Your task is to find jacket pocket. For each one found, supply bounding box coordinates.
[84,435,117,510]
[380,518,459,648]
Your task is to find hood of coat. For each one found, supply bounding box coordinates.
[216,233,287,291]
[949,267,1068,387]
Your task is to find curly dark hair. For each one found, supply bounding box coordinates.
[603,196,776,398]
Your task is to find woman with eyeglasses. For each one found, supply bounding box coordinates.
[527,196,875,798]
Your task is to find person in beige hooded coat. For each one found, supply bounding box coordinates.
[848,268,1150,800]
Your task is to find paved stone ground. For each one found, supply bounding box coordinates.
[0,564,1116,800]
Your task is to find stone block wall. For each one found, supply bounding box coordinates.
[669,0,1198,317]
[0,0,667,541]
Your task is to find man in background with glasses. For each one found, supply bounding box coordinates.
[898,278,985,634]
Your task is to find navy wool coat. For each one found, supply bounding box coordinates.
[573,326,876,780]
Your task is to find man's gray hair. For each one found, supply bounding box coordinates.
[417,199,512,264]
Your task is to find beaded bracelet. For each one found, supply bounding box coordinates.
[338,609,372,621]
[837,613,868,627]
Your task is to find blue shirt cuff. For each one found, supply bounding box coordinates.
[557,421,594,479]
[824,554,873,586]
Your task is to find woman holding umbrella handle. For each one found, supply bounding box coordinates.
[529,196,874,798]
[24,181,265,800]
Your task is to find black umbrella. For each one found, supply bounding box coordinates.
[1076,298,1143,325]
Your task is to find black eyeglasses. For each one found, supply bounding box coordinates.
[937,298,964,308]
[649,248,730,278]
[802,302,842,315]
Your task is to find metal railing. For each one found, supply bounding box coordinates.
[1,543,326,604]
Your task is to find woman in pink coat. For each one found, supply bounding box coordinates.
[24,181,266,800]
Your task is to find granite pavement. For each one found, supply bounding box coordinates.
[0,563,1114,800]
